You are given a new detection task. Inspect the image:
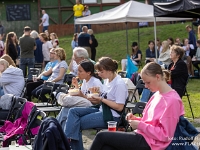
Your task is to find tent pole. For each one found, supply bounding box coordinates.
[138,22,140,47]
[126,22,129,55]
[154,17,158,62]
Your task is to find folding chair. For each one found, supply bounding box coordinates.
[36,84,69,117]
[34,63,43,73]
[20,78,28,98]
[126,79,145,113]
[35,83,68,107]
[36,82,55,103]
[126,101,146,131]
[30,68,40,77]
[183,76,194,120]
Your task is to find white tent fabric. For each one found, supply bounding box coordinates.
[75,0,191,24]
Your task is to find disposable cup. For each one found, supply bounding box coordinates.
[107,121,117,132]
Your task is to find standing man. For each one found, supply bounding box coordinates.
[39,10,49,32]
[78,26,92,58]
[73,0,84,33]
[186,25,197,57]
[19,26,36,79]
[0,21,5,40]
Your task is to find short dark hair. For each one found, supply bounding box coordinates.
[24,26,31,32]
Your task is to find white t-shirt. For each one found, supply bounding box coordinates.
[48,60,68,84]
[42,41,53,61]
[81,76,103,95]
[99,75,128,117]
[69,60,78,76]
[42,13,49,26]
[182,44,194,56]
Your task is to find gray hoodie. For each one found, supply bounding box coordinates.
[0,67,25,97]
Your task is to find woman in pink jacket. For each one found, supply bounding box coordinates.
[90,62,185,150]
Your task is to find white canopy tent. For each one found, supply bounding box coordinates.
[76,0,191,58]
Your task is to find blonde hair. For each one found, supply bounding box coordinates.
[54,48,66,61]
[161,40,169,53]
[0,59,9,72]
[87,29,93,35]
[0,54,16,67]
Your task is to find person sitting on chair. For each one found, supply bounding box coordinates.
[26,48,58,101]
[145,41,159,64]
[90,62,185,150]
[0,59,24,97]
[56,60,103,129]
[168,45,188,98]
[31,48,68,102]
[121,42,142,71]
[64,57,128,150]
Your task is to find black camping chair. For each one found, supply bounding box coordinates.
[36,82,55,103]
[6,97,27,123]
[127,101,146,131]
[20,106,46,145]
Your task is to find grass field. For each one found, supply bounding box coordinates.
[59,22,200,119]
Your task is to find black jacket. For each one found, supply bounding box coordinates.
[168,59,188,98]
[33,117,70,150]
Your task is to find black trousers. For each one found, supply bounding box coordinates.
[26,79,44,101]
[90,131,150,150]
[192,61,200,70]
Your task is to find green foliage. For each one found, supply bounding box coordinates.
[59,22,200,119]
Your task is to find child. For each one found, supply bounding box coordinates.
[0,34,4,57]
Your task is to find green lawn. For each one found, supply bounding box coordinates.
[59,22,200,119]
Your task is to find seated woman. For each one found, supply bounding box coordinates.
[25,48,58,101]
[145,40,159,64]
[158,40,171,68]
[64,57,128,150]
[168,45,188,98]
[31,48,68,102]
[0,59,25,97]
[182,38,194,77]
[56,60,103,129]
[121,42,142,71]
[90,62,185,150]
[192,40,200,75]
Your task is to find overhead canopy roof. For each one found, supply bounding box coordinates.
[76,0,191,24]
[154,0,200,18]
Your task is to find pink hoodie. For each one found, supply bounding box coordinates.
[136,90,185,150]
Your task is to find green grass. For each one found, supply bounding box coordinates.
[59,22,200,119]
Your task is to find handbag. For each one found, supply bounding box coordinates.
[126,55,138,78]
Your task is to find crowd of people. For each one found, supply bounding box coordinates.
[0,5,199,149]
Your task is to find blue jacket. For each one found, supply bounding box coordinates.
[166,116,199,150]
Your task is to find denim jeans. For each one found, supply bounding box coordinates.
[43,26,48,32]
[64,107,119,150]
[140,88,151,102]
[19,58,35,80]
[74,17,82,33]
[56,107,70,130]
